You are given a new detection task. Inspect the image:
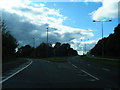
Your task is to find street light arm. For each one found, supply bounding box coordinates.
[93,20,112,22]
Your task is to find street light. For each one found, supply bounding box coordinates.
[93,19,112,57]
[33,37,35,48]
[83,39,89,55]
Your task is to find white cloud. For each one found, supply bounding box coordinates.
[0,0,95,53]
[69,39,98,55]
[83,0,103,2]
[39,3,45,7]
[90,0,119,20]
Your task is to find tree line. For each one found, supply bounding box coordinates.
[16,42,78,58]
[1,20,78,60]
[90,24,120,58]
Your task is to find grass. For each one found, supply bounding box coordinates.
[80,56,120,67]
[42,57,68,62]
[2,58,28,73]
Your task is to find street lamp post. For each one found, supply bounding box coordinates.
[84,39,89,55]
[93,20,112,57]
[46,27,48,45]
[33,37,35,48]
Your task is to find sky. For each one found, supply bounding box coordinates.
[0,0,119,55]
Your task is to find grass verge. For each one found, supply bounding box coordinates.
[2,58,28,73]
[42,57,68,62]
[80,56,120,67]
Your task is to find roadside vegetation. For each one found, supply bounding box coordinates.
[42,57,68,62]
[90,24,120,58]
[80,56,120,67]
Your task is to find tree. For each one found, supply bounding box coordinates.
[53,43,78,57]
[2,20,18,59]
[33,42,53,58]
[53,42,61,56]
[90,24,120,58]
[17,45,34,57]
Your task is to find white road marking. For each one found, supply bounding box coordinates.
[102,68,110,71]
[0,60,33,84]
[71,64,78,68]
[80,69,99,80]
[87,78,96,82]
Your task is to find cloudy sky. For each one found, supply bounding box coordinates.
[0,0,119,55]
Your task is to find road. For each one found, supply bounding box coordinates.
[2,56,119,88]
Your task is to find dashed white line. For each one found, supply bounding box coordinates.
[71,64,78,68]
[0,60,33,84]
[80,69,99,80]
[102,68,110,71]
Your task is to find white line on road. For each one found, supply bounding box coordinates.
[80,69,99,80]
[102,68,110,71]
[71,64,78,68]
[0,60,33,84]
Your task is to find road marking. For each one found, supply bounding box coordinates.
[71,64,78,68]
[102,68,110,71]
[0,60,33,84]
[87,78,96,82]
[80,69,99,80]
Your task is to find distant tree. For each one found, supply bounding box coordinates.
[68,48,78,56]
[53,42,78,57]
[33,42,53,58]
[17,45,34,57]
[58,43,70,56]
[53,42,61,56]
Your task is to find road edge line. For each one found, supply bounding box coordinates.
[0,59,33,84]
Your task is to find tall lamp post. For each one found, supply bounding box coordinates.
[93,20,112,57]
[46,27,48,45]
[83,39,89,55]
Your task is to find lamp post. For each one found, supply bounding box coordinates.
[93,20,112,57]
[46,27,48,45]
[83,39,89,55]
[33,37,35,48]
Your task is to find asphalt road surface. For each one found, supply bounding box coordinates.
[2,56,120,88]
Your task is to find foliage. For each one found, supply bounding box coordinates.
[90,24,120,58]
[2,21,18,59]
[17,45,34,57]
[17,42,78,58]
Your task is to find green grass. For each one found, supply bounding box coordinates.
[80,56,120,67]
[42,57,68,62]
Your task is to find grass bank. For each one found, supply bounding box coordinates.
[2,58,28,73]
[80,56,120,67]
[42,57,68,62]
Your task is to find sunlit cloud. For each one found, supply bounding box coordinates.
[89,0,119,20]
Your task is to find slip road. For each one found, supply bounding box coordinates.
[2,56,119,88]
